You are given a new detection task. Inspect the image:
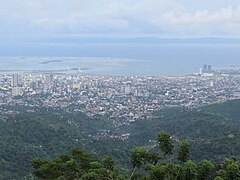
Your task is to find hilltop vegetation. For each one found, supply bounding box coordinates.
[0,107,126,179]
[125,106,240,162]
[32,131,240,180]
[1,99,240,179]
[202,99,240,122]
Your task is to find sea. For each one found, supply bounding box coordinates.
[0,42,240,76]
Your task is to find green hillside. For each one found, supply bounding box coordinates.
[124,101,240,162]
[202,99,240,121]
[0,108,117,179]
[1,100,240,179]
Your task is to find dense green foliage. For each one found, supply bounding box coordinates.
[177,140,191,163]
[0,107,130,179]
[124,103,240,162]
[32,132,240,180]
[157,131,174,157]
[202,99,240,122]
[32,148,125,180]
[1,99,240,179]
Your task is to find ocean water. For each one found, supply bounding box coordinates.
[1,43,240,76]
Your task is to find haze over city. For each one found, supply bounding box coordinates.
[1,0,240,70]
[2,1,240,179]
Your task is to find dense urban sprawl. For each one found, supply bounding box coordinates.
[1,73,240,126]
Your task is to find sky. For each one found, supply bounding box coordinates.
[1,0,240,38]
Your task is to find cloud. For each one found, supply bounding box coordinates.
[162,5,240,36]
[152,6,235,35]
[0,0,240,37]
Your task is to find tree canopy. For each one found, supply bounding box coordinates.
[32,132,240,180]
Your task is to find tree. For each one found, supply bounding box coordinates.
[177,140,191,163]
[181,160,198,180]
[102,156,115,171]
[32,148,122,180]
[216,158,240,180]
[31,132,240,180]
[157,131,174,157]
[131,147,149,169]
[197,159,215,180]
[148,163,181,180]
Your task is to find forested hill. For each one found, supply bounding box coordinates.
[125,100,240,162]
[0,108,119,179]
[1,100,240,179]
[202,99,240,121]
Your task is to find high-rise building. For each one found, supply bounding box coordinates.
[120,84,131,94]
[202,64,213,73]
[30,81,37,90]
[120,85,125,94]
[210,81,214,87]
[11,74,19,87]
[208,65,212,70]
[44,74,53,91]
[124,85,131,94]
[12,87,22,96]
[203,64,208,71]
[199,67,203,75]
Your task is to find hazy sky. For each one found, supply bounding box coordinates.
[1,0,240,38]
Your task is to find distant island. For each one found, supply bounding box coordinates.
[39,60,63,64]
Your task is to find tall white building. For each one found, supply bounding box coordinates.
[124,85,131,94]
[11,74,19,87]
[12,87,22,96]
[44,74,53,91]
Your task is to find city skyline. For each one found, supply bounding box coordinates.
[1,73,240,120]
